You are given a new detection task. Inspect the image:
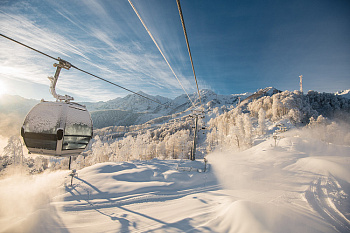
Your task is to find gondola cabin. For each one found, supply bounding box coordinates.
[21,100,93,156]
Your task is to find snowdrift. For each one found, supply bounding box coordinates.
[1,131,349,232]
[204,200,335,233]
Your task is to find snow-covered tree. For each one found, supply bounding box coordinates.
[258,108,266,135]
[91,135,111,164]
[288,108,301,124]
[272,95,281,121]
[243,114,253,147]
[156,141,166,159]
[2,136,23,166]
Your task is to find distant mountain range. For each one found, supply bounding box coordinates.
[85,89,252,128]
[0,90,250,132]
[1,88,349,133]
[82,89,252,115]
[82,91,171,113]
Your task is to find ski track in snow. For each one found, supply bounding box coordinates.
[306,176,350,233]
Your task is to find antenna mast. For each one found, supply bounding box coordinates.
[299,75,303,94]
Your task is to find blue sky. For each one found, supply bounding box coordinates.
[0,0,349,102]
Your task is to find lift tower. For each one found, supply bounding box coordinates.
[189,109,204,161]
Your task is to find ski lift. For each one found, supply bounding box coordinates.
[21,59,93,156]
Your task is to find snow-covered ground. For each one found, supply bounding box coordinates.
[1,129,349,233]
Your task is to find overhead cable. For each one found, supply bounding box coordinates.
[0,33,60,62]
[176,0,201,105]
[127,0,197,109]
[70,64,173,109]
[0,33,174,110]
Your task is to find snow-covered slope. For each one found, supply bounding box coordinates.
[1,129,349,232]
[241,86,281,104]
[0,89,243,132]
[1,87,348,132]
[83,89,249,128]
[82,91,172,114]
[335,89,350,99]
[90,109,143,128]
[84,91,172,113]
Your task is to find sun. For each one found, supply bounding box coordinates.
[0,80,8,96]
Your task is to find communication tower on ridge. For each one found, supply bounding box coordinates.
[299,75,303,93]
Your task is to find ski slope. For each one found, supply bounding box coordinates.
[1,130,349,233]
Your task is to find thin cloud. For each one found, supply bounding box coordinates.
[0,0,199,101]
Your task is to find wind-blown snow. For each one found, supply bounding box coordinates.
[0,170,67,232]
[0,136,7,154]
[1,129,349,232]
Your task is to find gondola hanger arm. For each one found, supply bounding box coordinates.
[48,58,74,102]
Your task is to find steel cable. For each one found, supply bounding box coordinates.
[176,0,202,105]
[0,33,175,110]
[127,0,197,109]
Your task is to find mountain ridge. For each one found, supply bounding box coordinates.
[2,87,348,131]
[82,89,250,114]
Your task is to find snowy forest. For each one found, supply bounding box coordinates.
[1,89,350,175]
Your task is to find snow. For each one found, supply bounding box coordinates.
[1,88,350,232]
[22,101,92,135]
[1,129,349,232]
[0,135,7,154]
[66,103,92,127]
[335,89,350,99]
[84,89,244,128]
[24,102,62,133]
[0,170,67,232]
